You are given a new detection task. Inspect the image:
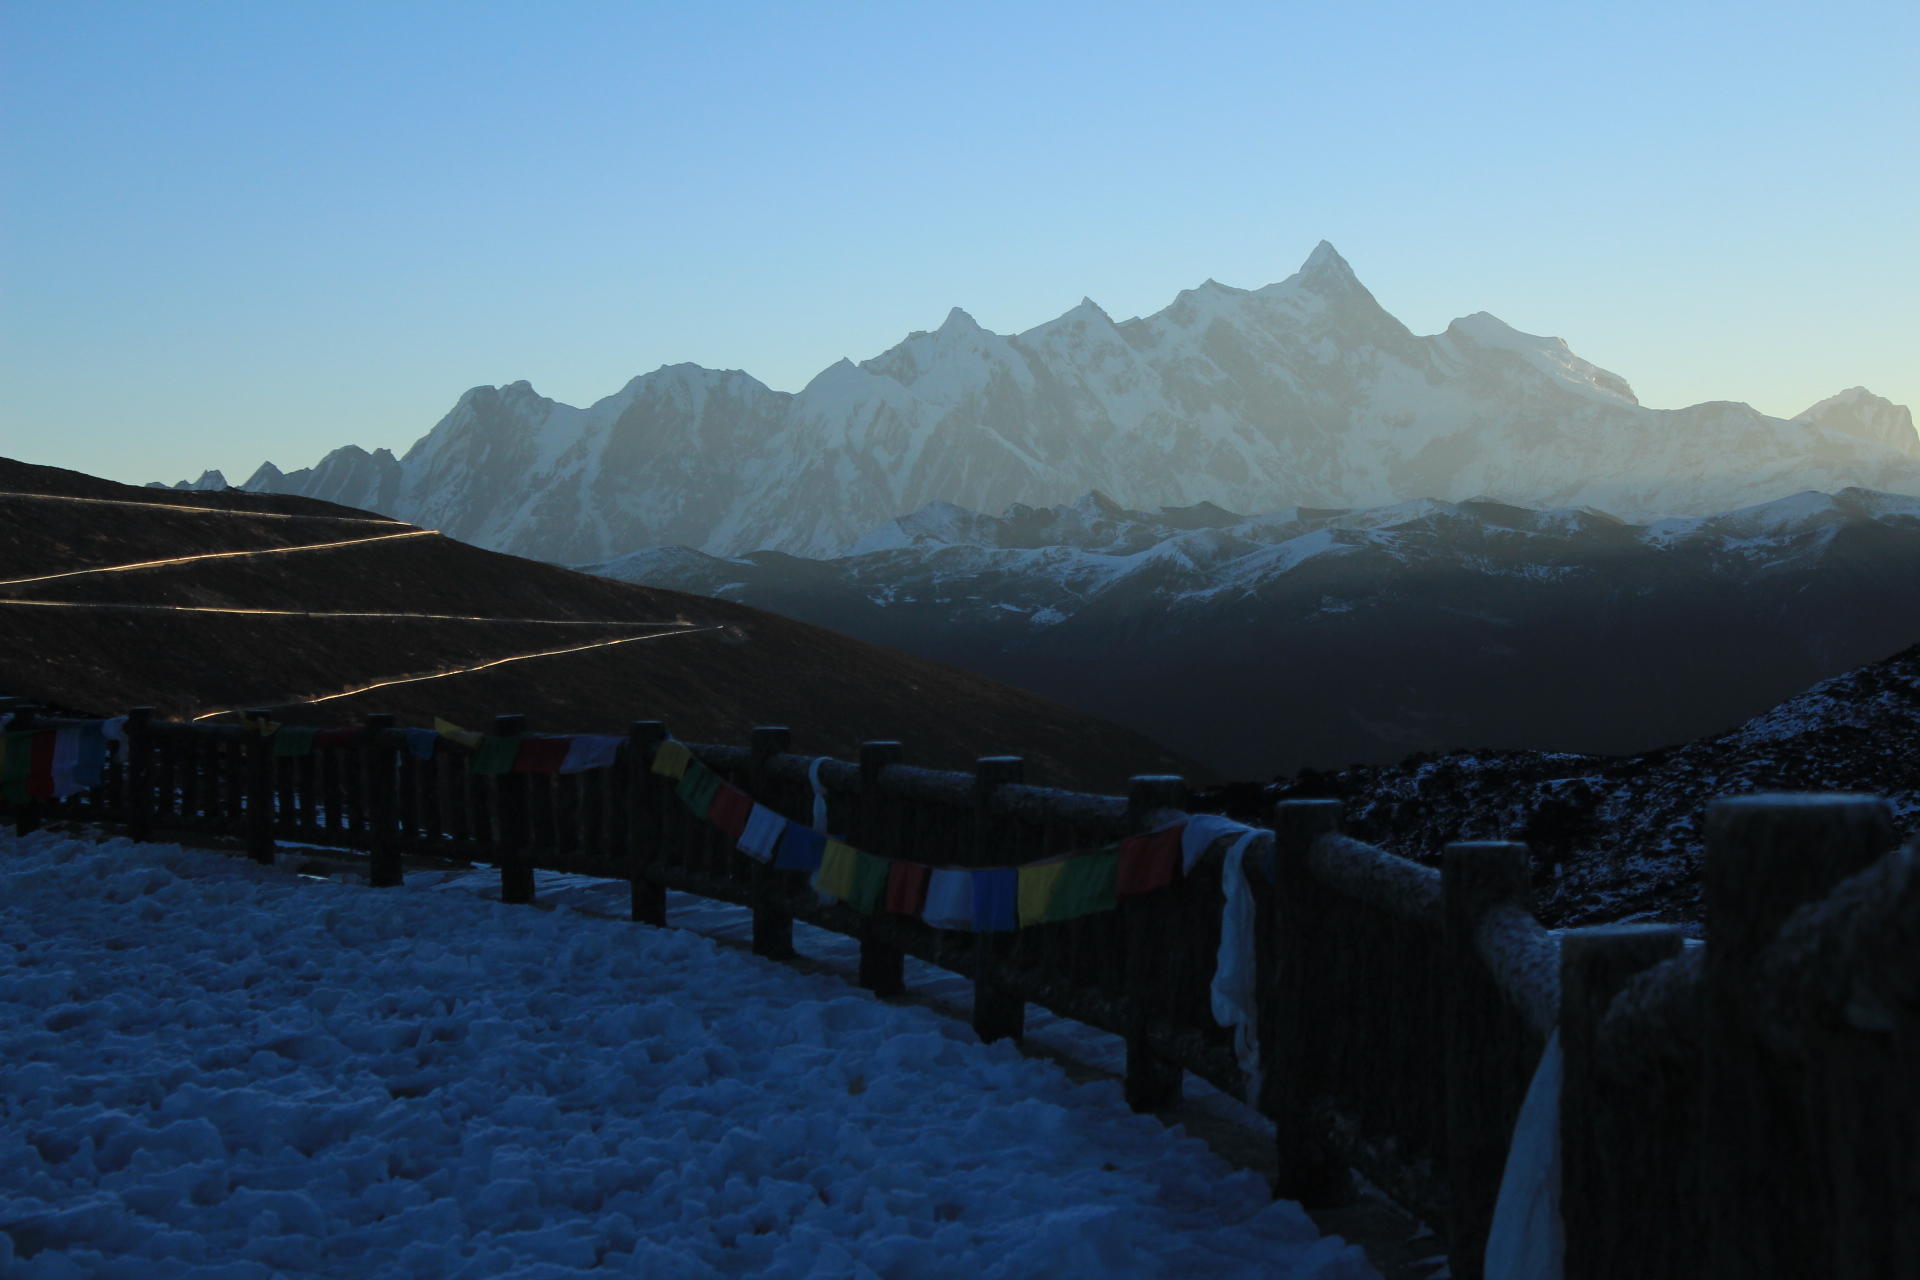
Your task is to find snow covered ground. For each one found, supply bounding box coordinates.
[0,830,1378,1278]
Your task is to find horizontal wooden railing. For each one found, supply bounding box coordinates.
[3,699,1913,1279]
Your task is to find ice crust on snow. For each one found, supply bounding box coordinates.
[0,832,1378,1280]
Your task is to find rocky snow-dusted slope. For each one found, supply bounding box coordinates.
[584,488,1920,779]
[216,244,1920,561]
[1262,642,1920,931]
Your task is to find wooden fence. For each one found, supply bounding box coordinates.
[4,701,1914,1279]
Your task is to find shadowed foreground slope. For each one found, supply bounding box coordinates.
[0,459,1204,791]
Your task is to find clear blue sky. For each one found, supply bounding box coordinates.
[3,0,1914,486]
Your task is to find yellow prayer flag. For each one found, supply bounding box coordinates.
[650,739,693,780]
[434,717,484,750]
[1017,858,1070,927]
[815,840,859,901]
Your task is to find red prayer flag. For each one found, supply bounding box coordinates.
[1117,825,1183,896]
[313,728,359,749]
[26,730,57,801]
[707,784,753,840]
[884,862,931,916]
[512,735,571,773]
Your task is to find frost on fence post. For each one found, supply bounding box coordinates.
[625,720,668,926]
[8,704,39,837]
[124,706,153,841]
[363,713,398,886]
[1267,798,1351,1206]
[970,755,1025,1044]
[1553,923,1683,1280]
[1702,793,1894,1280]
[492,713,532,905]
[1442,840,1546,1280]
[245,707,278,866]
[1122,774,1186,1113]
[852,741,906,997]
[748,726,795,960]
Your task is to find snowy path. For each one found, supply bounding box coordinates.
[0,831,1377,1279]
[0,528,436,591]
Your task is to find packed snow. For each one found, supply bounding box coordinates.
[0,830,1378,1279]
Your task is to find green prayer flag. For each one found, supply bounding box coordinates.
[272,726,318,758]
[1,732,29,805]
[850,851,891,915]
[469,734,522,775]
[677,759,721,818]
[1046,847,1120,922]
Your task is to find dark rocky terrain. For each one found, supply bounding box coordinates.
[1247,643,1920,930]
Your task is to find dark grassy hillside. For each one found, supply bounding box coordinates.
[0,459,1207,791]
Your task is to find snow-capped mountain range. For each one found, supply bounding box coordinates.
[583,486,1920,777]
[188,243,1920,562]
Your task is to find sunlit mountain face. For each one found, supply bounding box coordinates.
[196,243,1918,566]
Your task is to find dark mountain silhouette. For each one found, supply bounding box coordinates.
[0,458,1204,791]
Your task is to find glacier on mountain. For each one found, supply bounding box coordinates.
[220,243,1920,562]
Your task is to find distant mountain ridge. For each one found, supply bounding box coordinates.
[192,243,1919,561]
[583,486,1920,777]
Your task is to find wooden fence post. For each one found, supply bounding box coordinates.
[626,721,667,925]
[748,726,795,959]
[363,713,400,886]
[971,755,1025,1044]
[492,713,533,904]
[856,741,906,996]
[1124,774,1187,1112]
[1558,923,1687,1280]
[124,707,153,841]
[1269,798,1352,1205]
[1702,793,1895,1280]
[9,705,38,837]
[244,708,277,864]
[1442,840,1543,1280]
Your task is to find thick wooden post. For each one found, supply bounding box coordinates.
[748,726,795,959]
[1268,798,1352,1204]
[1123,774,1187,1112]
[1443,840,1538,1280]
[492,713,533,904]
[971,755,1025,1044]
[1558,923,1687,1280]
[124,707,153,841]
[363,714,400,886]
[243,708,276,864]
[626,721,667,925]
[9,705,39,836]
[1703,794,1895,1280]
[856,741,906,996]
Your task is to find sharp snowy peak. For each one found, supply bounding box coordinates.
[217,243,1920,560]
[1795,386,1919,455]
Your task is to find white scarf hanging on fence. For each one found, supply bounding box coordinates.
[1484,1029,1565,1280]
[1180,814,1253,873]
[1178,815,1267,1104]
